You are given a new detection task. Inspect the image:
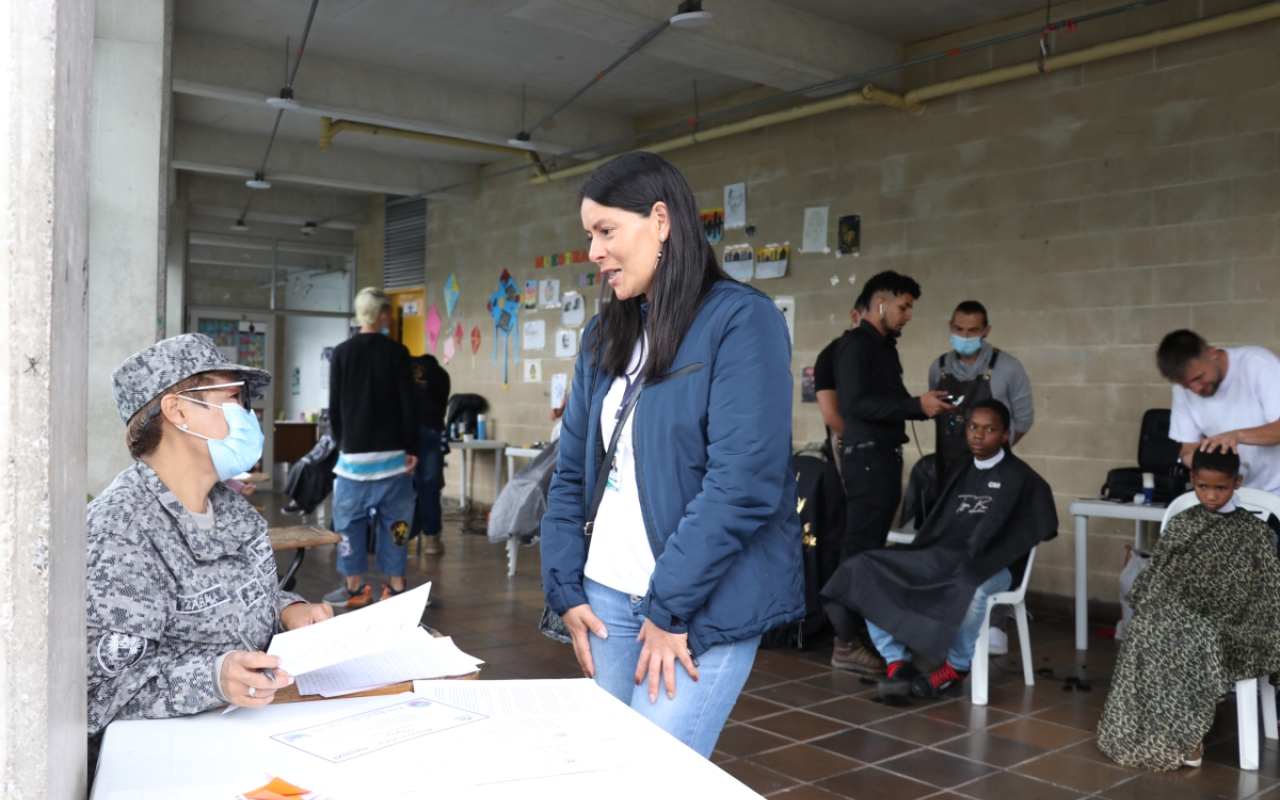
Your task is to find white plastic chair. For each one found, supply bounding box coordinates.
[1160,489,1280,770]
[972,547,1037,706]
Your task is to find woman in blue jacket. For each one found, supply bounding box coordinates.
[541,152,804,757]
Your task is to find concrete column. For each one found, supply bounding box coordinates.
[165,202,187,339]
[87,0,173,493]
[0,0,93,796]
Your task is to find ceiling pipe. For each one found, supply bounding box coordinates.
[533,0,1280,185]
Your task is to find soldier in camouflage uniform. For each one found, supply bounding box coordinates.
[88,334,333,740]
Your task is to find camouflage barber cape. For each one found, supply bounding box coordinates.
[86,462,304,735]
[1098,504,1280,770]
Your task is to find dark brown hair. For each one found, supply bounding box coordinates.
[125,372,219,459]
[1156,329,1209,381]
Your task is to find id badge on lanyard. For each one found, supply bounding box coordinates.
[606,374,639,493]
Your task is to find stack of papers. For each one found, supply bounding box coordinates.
[266,583,484,696]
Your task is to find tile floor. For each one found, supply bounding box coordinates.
[271,494,1280,800]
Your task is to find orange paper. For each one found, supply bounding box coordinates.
[244,776,309,799]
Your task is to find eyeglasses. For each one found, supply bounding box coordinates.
[177,381,251,410]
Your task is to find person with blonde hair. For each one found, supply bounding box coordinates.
[323,287,421,607]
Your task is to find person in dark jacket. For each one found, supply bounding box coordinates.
[410,353,450,555]
[822,399,1057,703]
[541,152,803,758]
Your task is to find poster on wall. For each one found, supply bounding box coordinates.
[838,214,861,256]
[320,347,333,391]
[700,208,724,243]
[555,329,578,358]
[290,367,301,396]
[551,373,568,410]
[801,207,829,254]
[522,319,546,350]
[540,278,560,308]
[561,292,586,327]
[724,183,746,230]
[801,367,816,403]
[755,244,790,280]
[723,244,754,281]
[772,296,795,343]
[524,280,538,309]
[524,359,543,382]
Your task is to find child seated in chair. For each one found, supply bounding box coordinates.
[822,399,1058,704]
[1098,449,1280,770]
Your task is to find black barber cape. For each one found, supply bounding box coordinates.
[821,451,1058,663]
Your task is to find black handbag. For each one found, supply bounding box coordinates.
[1100,409,1190,504]
[539,384,644,643]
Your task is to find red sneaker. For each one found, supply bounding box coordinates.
[911,662,968,698]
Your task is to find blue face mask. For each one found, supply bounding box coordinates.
[381,327,391,336]
[951,334,983,356]
[177,399,265,481]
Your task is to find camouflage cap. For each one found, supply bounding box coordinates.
[111,333,272,424]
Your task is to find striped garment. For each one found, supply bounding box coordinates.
[334,450,407,482]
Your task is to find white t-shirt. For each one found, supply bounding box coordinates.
[584,336,655,597]
[1169,346,1280,493]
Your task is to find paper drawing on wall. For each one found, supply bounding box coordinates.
[443,273,461,317]
[489,274,521,387]
[801,207,829,254]
[540,278,560,308]
[754,244,790,279]
[470,326,481,367]
[838,214,861,256]
[522,319,546,350]
[290,367,300,396]
[773,296,795,343]
[700,207,724,243]
[524,280,538,309]
[524,359,543,382]
[425,304,442,352]
[723,244,754,281]
[551,373,568,410]
[724,183,746,230]
[555,329,577,358]
[561,292,586,327]
[442,335,456,365]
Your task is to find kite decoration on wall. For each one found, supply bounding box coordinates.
[470,326,481,368]
[442,322,463,365]
[488,270,521,387]
[425,303,442,352]
[443,273,460,317]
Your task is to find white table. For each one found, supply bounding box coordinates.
[92,680,761,800]
[450,439,507,510]
[1067,499,1167,651]
[501,446,547,577]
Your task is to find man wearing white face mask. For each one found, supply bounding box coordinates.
[927,301,1034,655]
[88,334,333,757]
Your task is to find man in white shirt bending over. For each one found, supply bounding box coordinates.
[1157,329,1280,493]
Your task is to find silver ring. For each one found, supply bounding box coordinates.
[248,686,257,698]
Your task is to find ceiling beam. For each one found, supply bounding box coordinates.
[507,0,901,93]
[171,32,635,156]
[172,122,479,202]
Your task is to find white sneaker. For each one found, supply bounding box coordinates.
[988,626,1009,656]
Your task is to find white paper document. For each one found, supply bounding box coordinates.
[271,697,487,763]
[296,628,482,698]
[266,582,439,678]
[412,677,597,717]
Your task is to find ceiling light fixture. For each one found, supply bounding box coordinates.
[246,172,272,190]
[300,222,318,237]
[266,86,301,110]
[670,0,712,28]
[230,219,250,231]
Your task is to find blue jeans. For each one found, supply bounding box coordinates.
[333,473,415,578]
[584,577,758,758]
[413,426,444,537]
[867,568,1012,672]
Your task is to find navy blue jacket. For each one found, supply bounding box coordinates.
[541,280,805,655]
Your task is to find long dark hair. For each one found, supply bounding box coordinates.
[581,152,730,381]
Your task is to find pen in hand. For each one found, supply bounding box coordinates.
[236,630,277,683]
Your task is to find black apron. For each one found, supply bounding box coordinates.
[934,349,999,494]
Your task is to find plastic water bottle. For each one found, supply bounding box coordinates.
[476,414,487,441]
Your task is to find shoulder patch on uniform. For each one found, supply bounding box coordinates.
[238,578,267,608]
[175,585,229,614]
[96,631,148,675]
[257,550,277,576]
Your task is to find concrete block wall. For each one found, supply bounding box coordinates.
[426,4,1280,603]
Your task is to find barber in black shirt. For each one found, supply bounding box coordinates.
[826,271,952,675]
